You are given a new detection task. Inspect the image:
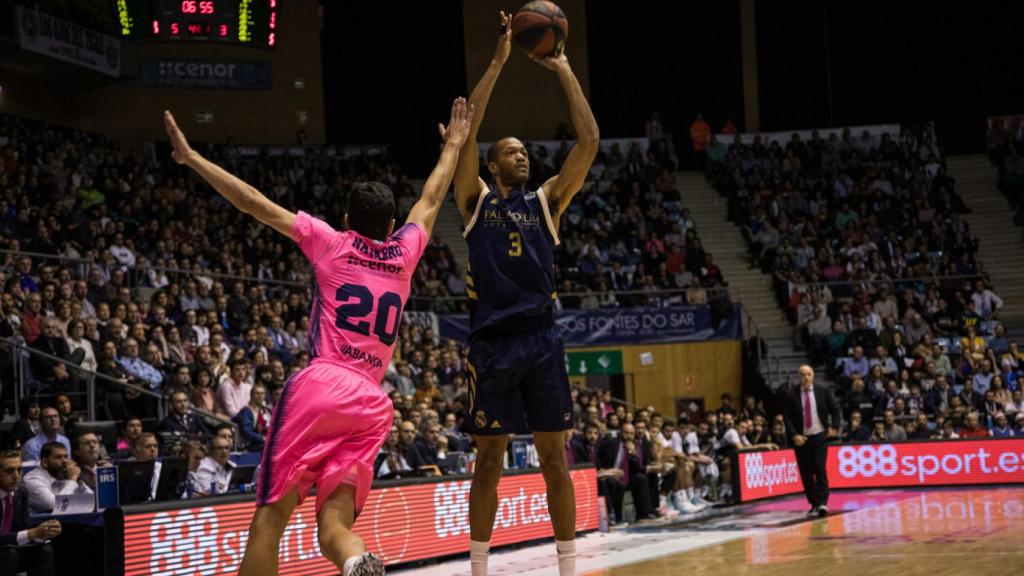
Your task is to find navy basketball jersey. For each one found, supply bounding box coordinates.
[464,186,559,337]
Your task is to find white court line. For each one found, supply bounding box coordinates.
[392,528,750,576]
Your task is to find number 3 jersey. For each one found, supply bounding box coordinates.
[463,186,559,338]
[292,210,427,383]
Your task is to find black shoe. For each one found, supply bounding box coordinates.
[817,505,829,517]
[806,506,819,518]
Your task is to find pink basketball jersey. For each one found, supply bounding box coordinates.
[291,211,427,383]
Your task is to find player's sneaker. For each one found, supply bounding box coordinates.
[349,552,385,576]
[658,503,680,518]
[673,492,700,514]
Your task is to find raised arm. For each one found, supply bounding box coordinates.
[451,11,512,223]
[163,111,296,238]
[536,53,600,220]
[406,98,475,236]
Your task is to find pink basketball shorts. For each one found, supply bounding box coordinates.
[255,360,393,516]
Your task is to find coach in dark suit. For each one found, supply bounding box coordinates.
[596,423,655,522]
[157,390,211,444]
[0,449,59,576]
[783,365,842,518]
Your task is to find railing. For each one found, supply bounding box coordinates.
[785,273,990,292]
[1,247,805,395]
[3,338,237,435]
[406,285,736,311]
[0,248,306,290]
[736,303,789,389]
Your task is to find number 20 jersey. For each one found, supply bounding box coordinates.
[292,210,427,383]
[463,186,559,337]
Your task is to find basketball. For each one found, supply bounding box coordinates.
[511,1,569,58]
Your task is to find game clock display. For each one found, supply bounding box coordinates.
[116,0,279,47]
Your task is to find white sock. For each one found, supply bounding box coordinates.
[674,490,687,505]
[470,540,490,576]
[686,488,695,501]
[555,539,576,576]
[342,555,360,576]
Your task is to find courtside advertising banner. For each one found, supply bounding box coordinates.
[123,468,598,575]
[737,439,1024,502]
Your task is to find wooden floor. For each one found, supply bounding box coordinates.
[585,488,1024,576]
[395,487,1024,576]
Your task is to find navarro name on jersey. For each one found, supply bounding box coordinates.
[351,236,404,260]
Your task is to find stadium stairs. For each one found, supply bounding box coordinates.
[947,154,1024,333]
[678,171,817,390]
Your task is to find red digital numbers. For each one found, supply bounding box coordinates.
[182,1,214,15]
[219,24,229,37]
[170,22,180,35]
[268,32,275,46]
[151,20,160,34]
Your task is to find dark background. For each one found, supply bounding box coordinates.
[320,0,1023,172]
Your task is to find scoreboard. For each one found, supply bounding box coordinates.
[115,0,279,47]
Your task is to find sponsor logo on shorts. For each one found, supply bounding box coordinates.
[475,410,487,429]
[563,413,571,422]
[339,345,383,369]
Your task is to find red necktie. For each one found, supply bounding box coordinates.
[1,494,13,534]
[803,388,813,431]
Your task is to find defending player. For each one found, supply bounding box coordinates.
[163,97,474,576]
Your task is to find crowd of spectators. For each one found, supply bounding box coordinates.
[2,109,1022,530]
[702,122,1024,449]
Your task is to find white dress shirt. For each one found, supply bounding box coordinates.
[801,386,826,436]
[195,457,235,495]
[23,466,93,514]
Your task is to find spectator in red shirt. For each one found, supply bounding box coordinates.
[20,293,43,345]
[958,411,990,439]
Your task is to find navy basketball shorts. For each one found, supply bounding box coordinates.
[461,324,573,435]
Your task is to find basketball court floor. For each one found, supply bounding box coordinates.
[394,487,1024,576]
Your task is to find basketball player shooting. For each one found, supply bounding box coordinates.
[163,98,474,576]
[449,10,599,576]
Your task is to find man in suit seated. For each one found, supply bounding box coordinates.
[569,423,633,522]
[0,449,61,576]
[157,391,211,445]
[597,423,657,522]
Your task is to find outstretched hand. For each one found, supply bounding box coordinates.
[437,97,475,148]
[494,11,512,64]
[163,111,196,165]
